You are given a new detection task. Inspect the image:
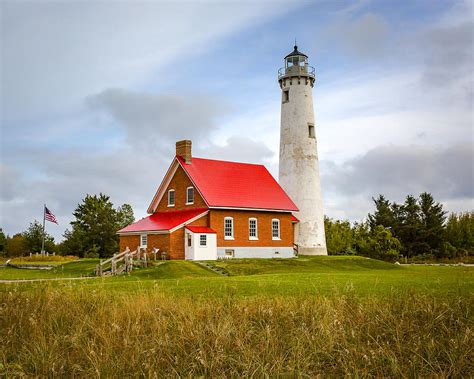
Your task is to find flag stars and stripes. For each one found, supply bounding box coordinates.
[45,206,58,224]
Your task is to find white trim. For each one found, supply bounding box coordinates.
[249,217,258,240]
[186,186,194,205]
[118,230,168,236]
[118,211,209,235]
[272,218,281,240]
[168,211,209,233]
[146,157,296,214]
[176,160,209,208]
[210,206,297,213]
[224,216,234,239]
[168,189,175,207]
[140,233,148,248]
[147,159,179,213]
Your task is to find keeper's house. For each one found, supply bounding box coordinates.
[118,140,299,260]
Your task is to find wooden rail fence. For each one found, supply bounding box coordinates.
[95,247,165,276]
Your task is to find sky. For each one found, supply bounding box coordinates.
[1,0,473,241]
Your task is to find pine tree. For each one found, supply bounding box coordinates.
[419,192,446,256]
[398,195,426,257]
[368,195,395,231]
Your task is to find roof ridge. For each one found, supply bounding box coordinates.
[178,155,267,167]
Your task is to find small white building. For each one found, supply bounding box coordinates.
[185,226,217,260]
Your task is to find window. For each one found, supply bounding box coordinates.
[249,218,258,240]
[140,234,148,248]
[283,89,289,103]
[308,123,315,139]
[200,234,207,247]
[225,249,234,257]
[186,186,194,204]
[168,189,175,206]
[224,217,234,239]
[187,233,192,247]
[272,219,280,240]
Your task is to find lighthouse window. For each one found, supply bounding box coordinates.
[308,123,315,138]
[283,89,289,103]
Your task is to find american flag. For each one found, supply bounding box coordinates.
[45,206,58,224]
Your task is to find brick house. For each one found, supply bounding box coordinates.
[118,140,299,260]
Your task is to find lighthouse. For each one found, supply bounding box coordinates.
[278,45,327,255]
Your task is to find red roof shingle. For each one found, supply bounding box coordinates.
[185,226,216,234]
[178,156,298,212]
[118,208,208,234]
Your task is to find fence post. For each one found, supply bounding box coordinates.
[98,260,103,276]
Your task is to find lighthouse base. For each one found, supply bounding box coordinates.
[298,246,328,256]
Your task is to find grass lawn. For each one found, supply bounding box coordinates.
[1,256,472,376]
[1,256,472,298]
[0,259,99,280]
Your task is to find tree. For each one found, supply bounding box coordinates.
[368,195,395,232]
[359,225,401,262]
[419,192,446,256]
[5,234,26,257]
[23,220,55,254]
[58,229,84,256]
[117,204,135,229]
[63,194,134,258]
[397,195,426,257]
[325,217,355,255]
[446,212,474,255]
[0,228,6,253]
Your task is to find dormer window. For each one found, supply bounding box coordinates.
[186,186,194,205]
[168,189,175,207]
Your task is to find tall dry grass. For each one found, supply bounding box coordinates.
[1,287,472,377]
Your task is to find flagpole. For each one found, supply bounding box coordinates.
[41,204,46,255]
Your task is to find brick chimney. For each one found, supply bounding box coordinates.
[176,140,192,164]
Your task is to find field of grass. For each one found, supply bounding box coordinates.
[0,259,99,280]
[1,256,473,376]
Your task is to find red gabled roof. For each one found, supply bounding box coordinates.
[118,208,208,234]
[177,156,298,212]
[185,226,216,234]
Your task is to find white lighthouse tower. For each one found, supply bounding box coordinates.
[278,45,327,255]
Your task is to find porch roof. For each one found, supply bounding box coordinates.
[118,208,208,234]
[185,226,216,234]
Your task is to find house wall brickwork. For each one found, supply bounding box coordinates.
[156,165,207,212]
[119,213,209,259]
[168,214,209,259]
[209,209,293,247]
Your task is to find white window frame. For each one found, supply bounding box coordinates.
[187,233,192,247]
[272,219,281,240]
[224,217,234,240]
[249,218,258,240]
[199,234,207,247]
[167,189,175,207]
[186,186,194,205]
[140,234,148,248]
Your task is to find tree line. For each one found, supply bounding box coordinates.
[1,191,473,261]
[0,194,134,258]
[326,192,474,261]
